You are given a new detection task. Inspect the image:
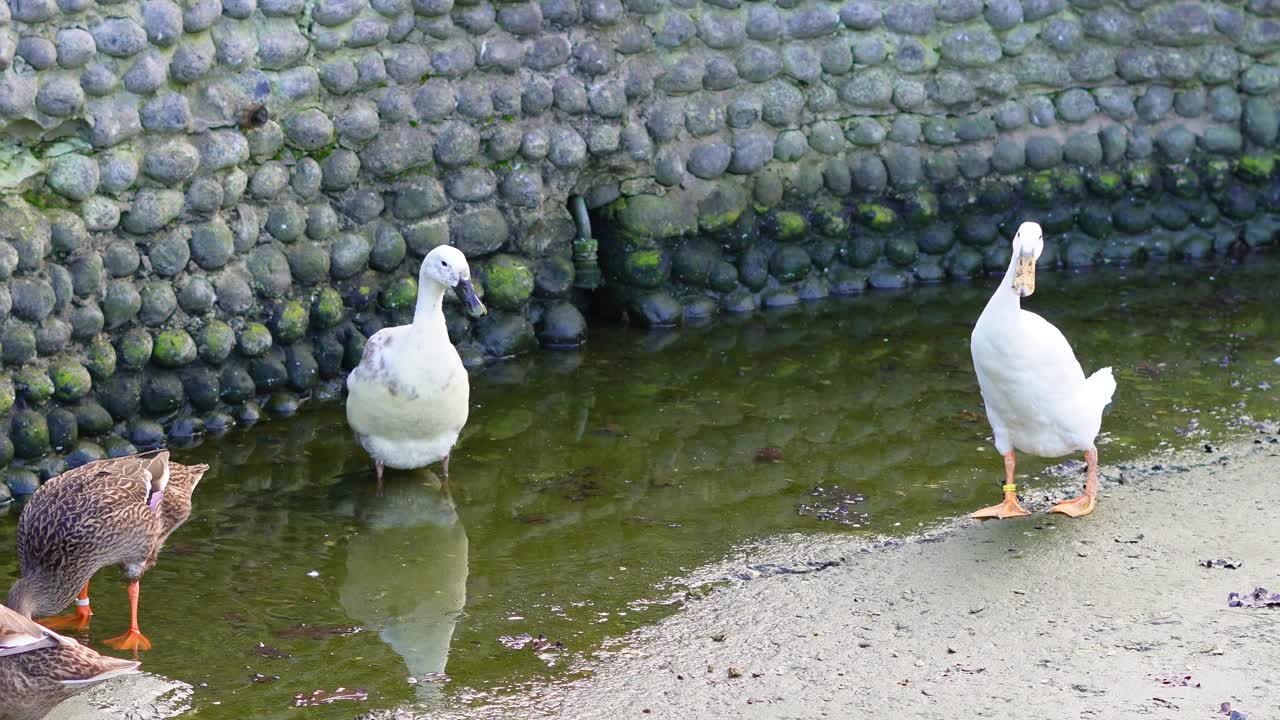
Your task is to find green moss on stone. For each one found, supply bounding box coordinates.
[1165,167,1200,199]
[117,328,153,370]
[1054,169,1084,197]
[198,320,236,364]
[381,277,419,310]
[311,287,345,329]
[773,211,808,241]
[481,255,535,310]
[884,236,920,267]
[611,194,698,239]
[769,246,811,282]
[844,236,883,267]
[153,329,197,368]
[857,204,898,233]
[902,191,938,228]
[1024,172,1056,207]
[50,361,91,402]
[810,201,848,239]
[0,376,13,415]
[1237,154,1276,183]
[621,248,670,288]
[1087,171,1124,199]
[238,323,273,357]
[274,300,309,344]
[84,337,117,381]
[1203,158,1233,192]
[10,409,49,459]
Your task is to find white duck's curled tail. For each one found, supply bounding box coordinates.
[1087,367,1116,412]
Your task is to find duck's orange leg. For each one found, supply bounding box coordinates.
[1050,447,1098,518]
[104,581,152,652]
[38,582,93,631]
[972,451,1031,520]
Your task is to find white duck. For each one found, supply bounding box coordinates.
[346,245,487,487]
[970,221,1116,519]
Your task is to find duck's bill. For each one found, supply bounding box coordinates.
[455,278,487,317]
[1011,250,1036,297]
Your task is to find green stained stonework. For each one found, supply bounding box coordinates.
[50,361,92,402]
[274,300,309,344]
[1025,173,1057,207]
[481,255,535,311]
[153,329,197,368]
[10,410,49,460]
[14,367,53,404]
[773,211,809,242]
[0,377,13,415]
[857,204,899,233]
[885,237,920,267]
[238,323,273,358]
[902,192,938,228]
[198,321,236,364]
[1086,171,1125,199]
[84,337,117,381]
[621,248,670,288]
[1237,155,1276,184]
[311,287,345,329]
[381,277,419,311]
[118,329,154,371]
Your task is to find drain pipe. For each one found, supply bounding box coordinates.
[571,194,601,289]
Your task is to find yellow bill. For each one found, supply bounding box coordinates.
[1011,250,1036,297]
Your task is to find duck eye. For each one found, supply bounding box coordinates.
[440,260,448,267]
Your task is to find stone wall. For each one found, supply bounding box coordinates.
[1,0,1279,487]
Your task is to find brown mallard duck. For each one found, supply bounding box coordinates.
[5,450,209,651]
[0,602,140,720]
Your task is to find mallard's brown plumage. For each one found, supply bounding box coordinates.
[0,603,140,720]
[6,450,208,619]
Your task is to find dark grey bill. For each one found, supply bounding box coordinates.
[455,277,487,317]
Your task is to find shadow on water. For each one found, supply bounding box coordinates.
[5,257,1280,718]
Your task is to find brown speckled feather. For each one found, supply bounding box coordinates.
[0,604,140,720]
[6,450,209,618]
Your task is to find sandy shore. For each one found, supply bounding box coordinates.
[442,437,1280,720]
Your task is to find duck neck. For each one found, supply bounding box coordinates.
[983,253,1023,319]
[5,575,56,617]
[411,280,449,336]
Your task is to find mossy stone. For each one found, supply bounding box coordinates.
[983,244,1012,273]
[885,236,920,266]
[1165,167,1200,199]
[153,329,197,368]
[1024,173,1056,207]
[2,325,37,365]
[737,246,771,290]
[50,361,92,402]
[708,260,740,293]
[249,357,288,393]
[97,374,142,421]
[845,236,883,267]
[220,364,256,404]
[343,332,367,370]
[1202,158,1233,192]
[810,202,849,239]
[147,233,191,277]
[808,239,840,270]
[1086,171,1124,199]
[533,255,575,297]
[142,372,186,415]
[197,320,236,364]
[103,280,141,329]
[314,332,344,378]
[127,419,166,449]
[10,410,49,459]
[103,241,141,277]
[286,345,319,390]
[1177,232,1213,260]
[287,243,331,286]
[112,323,150,368]
[191,221,235,270]
[311,287,345,328]
[73,401,114,436]
[6,467,37,495]
[1064,237,1100,268]
[0,376,13,415]
[381,277,419,311]
[946,247,983,278]
[183,366,222,411]
[46,408,78,451]
[266,392,301,416]
[69,306,104,344]
[919,226,956,254]
[771,211,808,241]
[1220,183,1258,220]
[1153,203,1191,231]
[1237,154,1276,184]
[1112,201,1154,234]
[368,223,408,272]
[14,367,53,404]
[769,245,811,282]
[672,243,718,286]
[238,323,273,357]
[1077,204,1112,239]
[618,246,671,288]
[1043,206,1075,234]
[1127,163,1161,197]
[84,336,117,380]
[959,216,1000,246]
[901,192,938,228]
[247,244,293,298]
[856,203,898,233]
[623,291,682,329]
[266,203,307,242]
[481,255,535,310]
[139,280,178,326]
[274,300,309,344]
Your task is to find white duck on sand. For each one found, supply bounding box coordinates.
[969,221,1117,519]
[346,245,487,487]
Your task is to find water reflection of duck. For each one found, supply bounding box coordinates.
[337,474,468,700]
[970,222,1116,519]
[0,603,140,720]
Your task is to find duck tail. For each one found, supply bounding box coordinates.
[1087,367,1116,409]
[60,656,141,687]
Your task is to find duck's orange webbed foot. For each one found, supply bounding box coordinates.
[971,491,1031,520]
[37,605,93,632]
[1049,493,1096,518]
[103,628,152,652]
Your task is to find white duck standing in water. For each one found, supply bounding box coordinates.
[346,245,487,487]
[970,222,1116,519]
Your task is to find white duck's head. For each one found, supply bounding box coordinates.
[420,246,487,317]
[1009,221,1043,298]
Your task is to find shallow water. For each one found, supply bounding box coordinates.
[4,257,1280,719]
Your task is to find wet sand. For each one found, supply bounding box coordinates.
[472,437,1280,719]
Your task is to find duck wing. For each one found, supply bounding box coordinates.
[0,604,62,657]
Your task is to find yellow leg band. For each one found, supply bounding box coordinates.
[1002,484,1017,494]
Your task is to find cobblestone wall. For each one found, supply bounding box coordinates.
[1,0,1279,486]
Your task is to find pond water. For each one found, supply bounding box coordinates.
[4,257,1280,719]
